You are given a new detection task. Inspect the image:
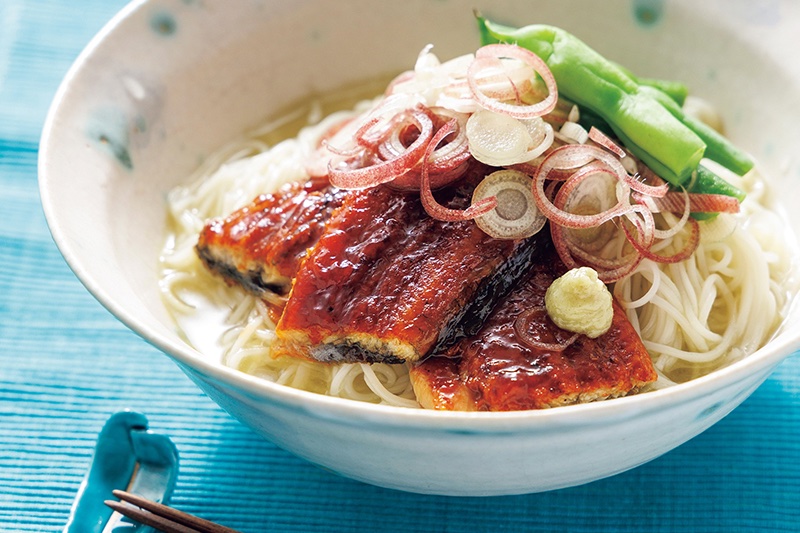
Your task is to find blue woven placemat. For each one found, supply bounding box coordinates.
[1,1,798,531]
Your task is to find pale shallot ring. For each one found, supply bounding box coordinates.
[531,142,590,170]
[468,44,558,119]
[550,223,582,271]
[550,212,646,283]
[472,170,545,239]
[634,187,691,241]
[420,119,497,221]
[636,191,741,214]
[356,116,396,150]
[593,256,645,283]
[358,112,415,150]
[587,127,670,198]
[508,148,574,182]
[508,161,539,176]
[466,110,554,166]
[561,231,642,270]
[324,96,422,159]
[446,59,537,103]
[544,179,560,202]
[329,108,433,190]
[550,182,646,283]
[623,204,657,249]
[378,106,467,163]
[553,223,645,283]
[424,108,471,164]
[533,146,608,226]
[540,160,634,229]
[550,143,668,199]
[534,145,668,230]
[588,126,626,158]
[622,214,701,264]
[388,160,471,192]
[323,117,381,157]
[358,93,426,147]
[384,108,471,191]
[594,146,669,198]
[514,306,580,352]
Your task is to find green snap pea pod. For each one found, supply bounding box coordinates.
[578,108,679,179]
[687,164,747,220]
[613,63,689,105]
[578,107,746,217]
[640,86,754,176]
[690,165,746,202]
[478,16,704,185]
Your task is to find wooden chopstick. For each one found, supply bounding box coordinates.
[105,490,241,533]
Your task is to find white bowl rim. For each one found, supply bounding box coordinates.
[39,0,800,432]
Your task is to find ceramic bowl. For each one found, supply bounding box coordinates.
[40,0,800,495]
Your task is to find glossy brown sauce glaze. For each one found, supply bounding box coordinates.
[410,247,657,410]
[274,164,540,364]
[196,178,346,296]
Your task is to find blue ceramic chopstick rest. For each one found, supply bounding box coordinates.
[63,410,179,533]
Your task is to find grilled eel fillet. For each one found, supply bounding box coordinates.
[409,246,658,410]
[196,165,548,365]
[196,179,346,296]
[272,165,546,364]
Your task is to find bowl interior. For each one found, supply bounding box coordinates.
[41,0,800,403]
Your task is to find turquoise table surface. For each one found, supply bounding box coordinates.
[1,1,799,532]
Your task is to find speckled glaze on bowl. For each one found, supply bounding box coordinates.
[39,0,800,495]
